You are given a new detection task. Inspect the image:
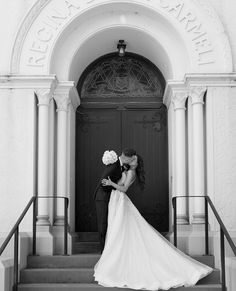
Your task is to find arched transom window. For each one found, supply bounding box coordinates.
[78,53,165,99]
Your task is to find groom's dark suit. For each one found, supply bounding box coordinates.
[94,159,123,252]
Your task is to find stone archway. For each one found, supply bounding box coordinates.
[12,0,232,77]
[9,0,234,253]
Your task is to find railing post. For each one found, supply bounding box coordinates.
[205,197,209,255]
[220,228,226,291]
[64,198,68,255]
[32,198,37,255]
[13,227,19,291]
[173,198,177,247]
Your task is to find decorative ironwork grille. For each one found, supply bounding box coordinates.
[79,54,165,98]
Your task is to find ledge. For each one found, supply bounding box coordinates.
[0,74,57,89]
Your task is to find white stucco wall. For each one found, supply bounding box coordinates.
[211,87,236,231]
[0,88,37,233]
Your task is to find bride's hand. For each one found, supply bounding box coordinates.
[101,177,112,186]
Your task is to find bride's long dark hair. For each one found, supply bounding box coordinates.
[136,154,145,191]
[122,148,145,191]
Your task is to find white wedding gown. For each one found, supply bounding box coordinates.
[94,172,213,290]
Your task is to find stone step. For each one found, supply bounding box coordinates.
[18,283,222,291]
[74,232,100,242]
[20,268,94,284]
[27,254,215,269]
[27,254,100,269]
[198,269,220,284]
[72,242,101,254]
[20,268,220,284]
[73,232,169,242]
[192,255,215,268]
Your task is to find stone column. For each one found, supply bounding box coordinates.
[190,87,206,224]
[67,100,72,197]
[172,91,189,224]
[48,99,56,223]
[187,97,194,219]
[36,89,53,225]
[54,87,71,225]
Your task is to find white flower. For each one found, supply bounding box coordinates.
[102,150,118,165]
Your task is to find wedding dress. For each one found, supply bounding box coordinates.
[93,171,213,290]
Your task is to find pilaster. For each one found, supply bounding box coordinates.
[172,89,189,224]
[54,82,74,226]
[35,79,57,226]
[189,86,207,224]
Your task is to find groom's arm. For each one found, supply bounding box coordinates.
[100,163,118,183]
[94,162,118,194]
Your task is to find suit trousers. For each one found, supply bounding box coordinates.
[95,199,109,252]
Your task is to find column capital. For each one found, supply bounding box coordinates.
[54,82,75,112]
[189,86,207,105]
[35,78,57,107]
[172,91,189,111]
[36,88,53,107]
[54,95,71,112]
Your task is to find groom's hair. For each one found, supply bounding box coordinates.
[122,148,136,157]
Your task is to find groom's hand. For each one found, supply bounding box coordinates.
[101,177,112,186]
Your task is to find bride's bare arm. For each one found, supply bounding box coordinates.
[117,181,124,186]
[102,171,135,193]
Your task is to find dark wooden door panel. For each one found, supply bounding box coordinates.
[75,107,169,232]
[76,109,121,231]
[122,108,169,231]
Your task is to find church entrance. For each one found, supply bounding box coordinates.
[75,53,169,233]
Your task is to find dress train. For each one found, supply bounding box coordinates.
[94,190,213,290]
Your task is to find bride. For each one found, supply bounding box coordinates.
[93,151,213,290]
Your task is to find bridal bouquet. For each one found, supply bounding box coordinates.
[102,150,118,165]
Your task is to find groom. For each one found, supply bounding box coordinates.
[94,148,136,252]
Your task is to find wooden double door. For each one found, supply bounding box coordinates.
[75,105,169,232]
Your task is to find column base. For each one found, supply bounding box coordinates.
[188,225,212,255]
[51,225,72,255]
[54,215,66,226]
[34,226,53,255]
[177,214,189,225]
[37,215,50,226]
[168,224,212,256]
[192,213,205,224]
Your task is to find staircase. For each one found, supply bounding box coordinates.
[18,232,222,291]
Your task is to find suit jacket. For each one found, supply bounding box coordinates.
[93,159,123,201]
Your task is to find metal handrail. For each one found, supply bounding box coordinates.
[0,195,69,291]
[172,195,236,291]
[0,197,35,255]
[205,196,236,255]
